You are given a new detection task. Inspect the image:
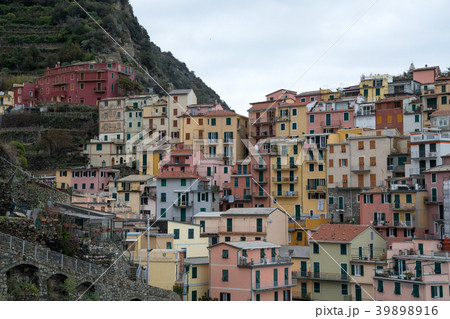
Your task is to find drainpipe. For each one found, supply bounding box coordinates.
[250,264,253,301]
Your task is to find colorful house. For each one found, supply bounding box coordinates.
[359,74,392,102]
[374,239,450,301]
[167,221,209,258]
[55,167,119,193]
[280,246,311,300]
[209,241,295,301]
[307,224,387,301]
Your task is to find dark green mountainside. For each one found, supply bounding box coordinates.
[0,0,227,106]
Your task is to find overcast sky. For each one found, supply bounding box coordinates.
[129,0,449,115]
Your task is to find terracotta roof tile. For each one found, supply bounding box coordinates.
[376,95,415,103]
[311,224,370,242]
[204,110,238,116]
[431,109,450,116]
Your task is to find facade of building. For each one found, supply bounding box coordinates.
[209,241,295,301]
[55,167,119,193]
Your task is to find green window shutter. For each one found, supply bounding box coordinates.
[226,118,231,125]
[260,249,265,258]
[224,167,228,174]
[198,193,201,202]
[181,179,186,186]
[192,267,197,279]
[376,88,380,96]
[222,249,228,258]
[188,229,194,239]
[256,218,262,232]
[124,193,130,201]
[360,265,364,276]
[296,232,302,241]
[205,192,209,202]
[412,284,419,298]
[227,218,232,232]
[431,286,436,298]
[161,208,166,218]
[293,145,298,154]
[222,269,228,281]
[211,118,216,126]
[274,291,278,301]
[344,112,349,121]
[394,282,401,295]
[435,262,441,274]
[161,179,166,187]
[351,265,355,276]
[242,249,247,257]
[234,178,238,187]
[439,286,443,297]
[377,280,383,293]
[271,248,276,257]
[199,221,205,232]
[174,229,179,239]
[406,194,412,203]
[161,193,166,202]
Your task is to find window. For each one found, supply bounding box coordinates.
[296,232,303,241]
[329,196,334,205]
[292,122,297,130]
[160,208,166,218]
[328,175,334,184]
[292,108,297,116]
[188,229,194,239]
[394,282,401,295]
[222,269,228,281]
[280,123,286,131]
[309,114,315,123]
[220,292,230,301]
[411,284,419,298]
[313,243,319,254]
[370,157,376,166]
[329,159,334,167]
[211,118,216,126]
[124,193,129,201]
[309,164,314,172]
[225,236,230,242]
[352,264,364,276]
[387,115,392,123]
[415,114,420,123]
[222,249,229,258]
[358,141,364,150]
[161,179,166,187]
[226,118,231,125]
[343,112,349,121]
[174,229,180,239]
[377,280,384,293]
[314,282,320,293]
[329,145,334,153]
[341,284,348,295]
[96,144,103,151]
[431,285,443,299]
[181,179,186,186]
[340,244,347,255]
[375,88,380,96]
[442,96,447,105]
[435,262,442,275]
[431,173,437,183]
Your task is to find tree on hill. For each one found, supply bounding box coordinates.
[116,77,141,96]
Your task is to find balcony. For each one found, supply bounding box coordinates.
[371,220,389,227]
[238,256,291,267]
[432,213,445,222]
[350,247,387,261]
[272,164,299,170]
[251,118,276,125]
[306,185,326,192]
[276,115,290,122]
[253,179,268,184]
[197,185,212,191]
[272,191,298,198]
[373,269,449,283]
[424,197,444,204]
[392,203,415,211]
[272,176,298,183]
[252,192,268,199]
[411,151,437,159]
[350,165,371,172]
[208,139,218,144]
[223,138,234,144]
[174,200,194,208]
[320,120,342,129]
[253,279,297,291]
[300,272,349,282]
[233,194,252,201]
[292,271,309,279]
[392,219,415,227]
[304,155,324,162]
[94,87,107,93]
[219,225,267,234]
[355,110,374,116]
[252,164,268,170]
[251,131,275,138]
[409,167,424,176]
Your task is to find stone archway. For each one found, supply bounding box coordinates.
[6,264,40,300]
[46,273,69,301]
[130,298,142,301]
[76,281,98,301]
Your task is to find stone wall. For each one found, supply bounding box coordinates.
[328,188,361,224]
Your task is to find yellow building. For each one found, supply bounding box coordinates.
[167,221,209,258]
[180,109,249,162]
[288,217,330,246]
[359,74,392,102]
[184,257,209,301]
[275,103,308,138]
[0,91,14,114]
[109,175,153,214]
[319,88,341,102]
[269,137,304,217]
[300,143,328,218]
[281,246,311,300]
[55,169,72,190]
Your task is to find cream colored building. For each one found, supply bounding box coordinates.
[167,221,209,258]
[0,91,14,114]
[108,175,154,215]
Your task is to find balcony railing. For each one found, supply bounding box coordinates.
[411,151,437,158]
[252,164,268,170]
[254,279,297,290]
[392,203,415,210]
[424,197,443,204]
[392,220,415,227]
[238,256,291,267]
[272,176,298,183]
[350,247,387,260]
[272,164,299,170]
[306,185,326,191]
[174,200,194,207]
[251,131,275,138]
[253,179,268,184]
[350,165,371,172]
[208,139,218,144]
[276,116,290,122]
[320,120,342,128]
[272,191,298,197]
[223,138,234,144]
[93,87,107,93]
[301,272,349,281]
[251,118,276,125]
[252,192,268,198]
[219,225,267,233]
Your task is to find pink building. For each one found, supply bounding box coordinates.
[424,164,450,239]
[306,99,355,135]
[209,241,295,301]
[13,82,37,107]
[295,90,322,105]
[374,239,450,301]
[13,62,135,107]
[412,65,440,84]
[56,167,119,194]
[223,160,253,210]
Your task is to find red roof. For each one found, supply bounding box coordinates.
[431,109,450,116]
[204,110,238,117]
[156,171,208,181]
[311,224,371,242]
[169,149,193,155]
[376,95,415,103]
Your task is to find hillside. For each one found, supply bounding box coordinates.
[0,0,227,106]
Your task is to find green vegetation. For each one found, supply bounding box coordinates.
[9,141,27,169]
[61,231,79,257]
[0,0,226,106]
